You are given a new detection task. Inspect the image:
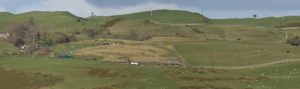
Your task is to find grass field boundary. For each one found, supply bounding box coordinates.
[192,59,300,69]
[149,20,203,26]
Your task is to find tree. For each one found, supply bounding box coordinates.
[6,23,32,46]
[253,14,257,18]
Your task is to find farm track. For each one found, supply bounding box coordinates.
[149,20,202,26]
[192,59,300,70]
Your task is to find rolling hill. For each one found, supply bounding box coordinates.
[2,9,300,89]
[0,11,103,32]
[109,9,209,24]
[212,16,300,27]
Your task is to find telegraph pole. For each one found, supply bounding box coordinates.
[285,32,288,43]
[225,32,228,40]
[281,16,285,26]
[32,32,35,45]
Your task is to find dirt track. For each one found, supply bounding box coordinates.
[149,20,202,26]
[192,59,300,70]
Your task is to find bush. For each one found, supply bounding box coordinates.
[52,32,71,44]
[85,28,100,38]
[32,48,51,56]
[288,36,300,46]
[128,29,152,41]
[103,18,122,28]
[75,55,102,61]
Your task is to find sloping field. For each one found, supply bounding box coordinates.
[212,16,300,27]
[0,67,62,89]
[74,44,180,64]
[111,9,208,24]
[174,40,300,66]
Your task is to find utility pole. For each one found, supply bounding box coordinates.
[285,32,288,43]
[32,32,35,45]
[225,32,228,41]
[281,16,285,26]
[150,10,153,16]
[91,12,94,17]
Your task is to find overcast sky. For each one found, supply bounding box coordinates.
[0,0,300,18]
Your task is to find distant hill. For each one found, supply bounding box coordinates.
[0,12,13,16]
[0,11,99,32]
[109,9,209,24]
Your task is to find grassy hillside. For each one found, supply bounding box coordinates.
[0,39,18,55]
[174,40,300,66]
[1,56,299,89]
[0,11,104,32]
[1,9,300,89]
[111,9,208,24]
[212,16,300,27]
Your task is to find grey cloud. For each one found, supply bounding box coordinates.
[87,0,300,11]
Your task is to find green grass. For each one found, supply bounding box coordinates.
[240,62,300,89]
[0,56,262,89]
[0,55,300,89]
[0,11,104,32]
[212,16,300,27]
[111,9,207,24]
[279,28,300,37]
[0,67,62,89]
[51,42,95,54]
[0,39,18,55]
[188,24,282,41]
[2,9,300,89]
[174,40,300,66]
[108,20,201,38]
[0,56,178,89]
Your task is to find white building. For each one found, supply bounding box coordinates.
[0,33,9,39]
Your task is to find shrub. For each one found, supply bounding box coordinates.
[14,39,25,47]
[85,28,100,38]
[128,29,152,41]
[288,36,300,46]
[75,55,102,61]
[103,18,122,28]
[52,32,71,44]
[32,48,51,56]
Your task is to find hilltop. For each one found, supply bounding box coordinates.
[0,11,97,32]
[109,9,209,24]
